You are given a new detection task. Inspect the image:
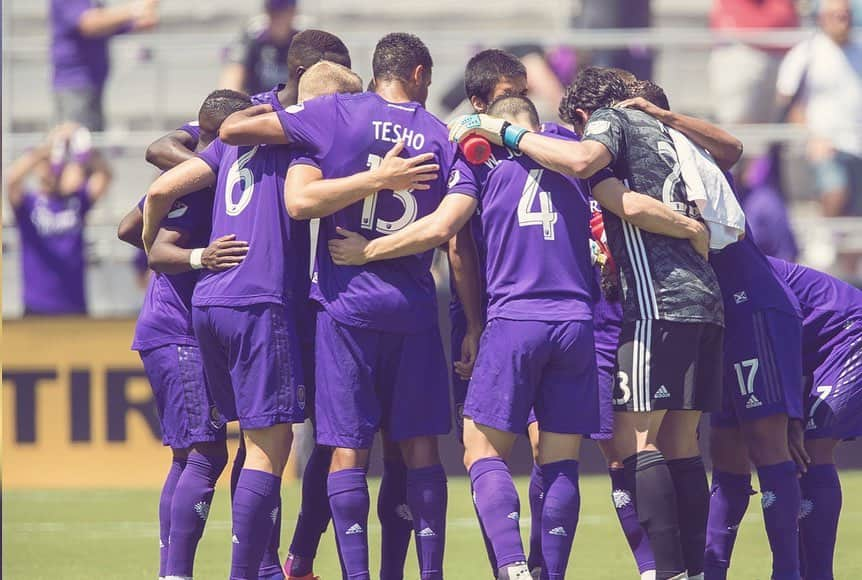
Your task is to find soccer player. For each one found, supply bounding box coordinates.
[118,89,253,580]
[450,67,725,580]
[218,33,463,580]
[767,257,861,580]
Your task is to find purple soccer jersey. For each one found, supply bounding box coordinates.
[178,121,201,144]
[50,0,120,89]
[15,189,91,314]
[251,84,287,111]
[194,139,310,307]
[276,92,457,333]
[132,190,214,351]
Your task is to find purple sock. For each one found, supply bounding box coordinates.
[258,496,283,579]
[158,456,186,577]
[471,479,499,574]
[287,445,333,576]
[704,470,754,580]
[328,468,371,580]
[527,463,545,573]
[231,469,282,580]
[799,464,842,580]
[757,461,801,580]
[609,467,655,575]
[540,460,580,580]
[407,464,447,580]
[231,437,246,501]
[469,457,526,570]
[378,459,412,580]
[166,451,227,577]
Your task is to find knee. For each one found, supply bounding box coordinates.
[244,424,295,474]
[331,447,369,472]
[710,427,751,474]
[400,436,440,470]
[742,417,790,466]
[191,441,229,471]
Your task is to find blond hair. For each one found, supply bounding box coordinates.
[298,61,363,102]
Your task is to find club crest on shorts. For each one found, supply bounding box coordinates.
[297,385,306,410]
[733,291,749,304]
[209,405,225,428]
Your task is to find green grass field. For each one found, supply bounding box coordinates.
[4,473,862,579]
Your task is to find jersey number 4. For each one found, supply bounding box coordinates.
[361,153,419,235]
[518,169,557,240]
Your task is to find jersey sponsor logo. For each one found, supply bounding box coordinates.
[585,120,610,136]
[345,523,365,535]
[548,526,568,537]
[733,291,749,304]
[654,385,671,399]
[745,394,762,409]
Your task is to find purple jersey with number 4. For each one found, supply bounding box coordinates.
[276,92,457,333]
[194,140,310,307]
[132,190,214,351]
[447,131,595,322]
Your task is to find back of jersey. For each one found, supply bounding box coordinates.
[277,91,457,333]
[583,107,723,325]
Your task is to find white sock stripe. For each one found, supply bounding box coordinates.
[622,222,649,319]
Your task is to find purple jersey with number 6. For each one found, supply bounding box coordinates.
[194,139,310,307]
[276,92,457,333]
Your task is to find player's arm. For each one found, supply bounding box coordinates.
[145,129,198,171]
[83,150,113,203]
[76,0,158,37]
[592,176,710,259]
[329,194,479,265]
[5,142,51,209]
[117,204,145,249]
[148,228,248,275]
[284,142,439,220]
[617,97,744,171]
[219,105,287,145]
[448,223,483,379]
[143,158,215,251]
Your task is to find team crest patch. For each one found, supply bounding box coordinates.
[448,169,461,188]
[209,405,224,428]
[585,120,610,136]
[297,385,306,410]
[194,501,210,521]
[612,489,632,509]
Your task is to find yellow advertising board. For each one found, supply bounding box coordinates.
[2,318,246,489]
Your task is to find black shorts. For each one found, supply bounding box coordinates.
[613,320,724,412]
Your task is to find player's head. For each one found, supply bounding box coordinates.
[487,95,540,133]
[559,66,628,134]
[265,0,298,43]
[464,49,528,113]
[372,32,434,106]
[629,79,670,110]
[197,89,253,149]
[298,61,363,102]
[287,29,352,88]
[819,0,852,45]
[607,67,638,88]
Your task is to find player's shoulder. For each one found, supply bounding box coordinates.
[540,122,580,141]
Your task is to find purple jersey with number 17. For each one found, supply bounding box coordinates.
[276,92,458,333]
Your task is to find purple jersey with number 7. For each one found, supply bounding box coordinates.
[276,92,458,333]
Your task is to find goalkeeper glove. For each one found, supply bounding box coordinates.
[448,114,529,151]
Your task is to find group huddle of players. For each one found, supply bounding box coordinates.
[116,27,862,580]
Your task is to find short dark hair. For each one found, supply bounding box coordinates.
[372,33,433,82]
[487,95,540,129]
[464,49,527,103]
[199,89,252,125]
[559,66,628,124]
[607,67,637,88]
[629,79,670,110]
[287,29,351,79]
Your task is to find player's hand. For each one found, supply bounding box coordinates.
[131,0,160,30]
[374,141,439,192]
[329,227,370,266]
[617,96,667,118]
[689,220,710,260]
[454,325,482,380]
[448,114,506,146]
[202,234,249,271]
[788,419,811,475]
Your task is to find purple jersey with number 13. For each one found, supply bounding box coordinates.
[276,92,457,333]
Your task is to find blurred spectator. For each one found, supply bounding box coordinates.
[5,125,112,315]
[709,0,798,125]
[51,0,159,131]
[219,0,299,95]
[572,0,653,81]
[777,0,862,216]
[739,149,799,261]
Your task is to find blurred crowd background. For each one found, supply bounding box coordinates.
[4,0,862,318]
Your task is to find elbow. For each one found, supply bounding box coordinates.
[144,143,161,167]
[429,220,458,247]
[117,222,135,245]
[567,156,594,179]
[727,139,744,168]
[285,196,316,220]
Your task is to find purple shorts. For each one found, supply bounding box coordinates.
[314,309,452,449]
[450,306,470,439]
[192,303,307,430]
[139,344,226,448]
[805,332,862,440]
[466,318,599,436]
[712,309,804,428]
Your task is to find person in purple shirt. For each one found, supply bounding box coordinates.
[767,257,861,580]
[739,150,799,262]
[7,123,111,315]
[218,35,467,580]
[51,0,159,131]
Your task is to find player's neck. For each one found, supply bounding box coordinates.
[374,81,415,105]
[277,84,299,108]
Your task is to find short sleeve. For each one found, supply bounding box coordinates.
[177,121,200,144]
[54,0,91,33]
[289,154,320,170]
[136,195,146,212]
[581,108,624,164]
[276,95,338,157]
[197,139,227,173]
[161,190,209,233]
[446,156,481,200]
[587,167,616,189]
[776,41,809,98]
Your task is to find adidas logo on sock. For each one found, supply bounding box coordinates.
[746,394,762,409]
[417,527,436,537]
[194,501,210,521]
[345,523,364,535]
[806,418,817,430]
[507,511,520,521]
[655,386,671,399]
[548,526,568,537]
[231,534,239,544]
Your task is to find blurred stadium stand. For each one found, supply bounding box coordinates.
[3,0,861,317]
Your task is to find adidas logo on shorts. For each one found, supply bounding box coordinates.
[807,418,817,430]
[417,527,437,537]
[507,512,520,521]
[746,395,762,409]
[549,526,568,537]
[655,386,671,399]
[231,534,239,544]
[345,523,364,535]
